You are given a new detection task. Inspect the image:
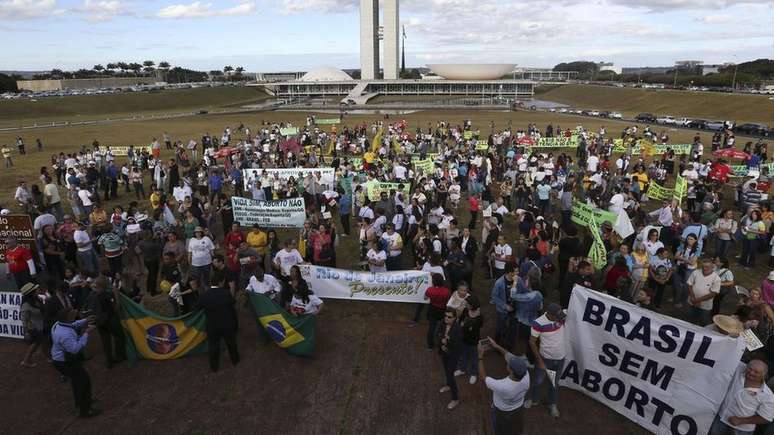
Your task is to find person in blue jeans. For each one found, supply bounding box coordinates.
[526,303,566,418]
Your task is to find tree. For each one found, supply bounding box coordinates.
[117,62,129,75]
[0,73,18,92]
[223,65,234,75]
[128,62,142,76]
[106,63,117,75]
[50,68,64,79]
[553,61,599,75]
[93,64,105,74]
[158,61,170,70]
[142,60,155,75]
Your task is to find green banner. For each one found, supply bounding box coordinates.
[410,153,439,161]
[412,159,434,174]
[571,201,617,228]
[646,182,674,201]
[612,140,692,156]
[364,181,411,201]
[463,131,473,140]
[316,118,341,125]
[588,213,607,270]
[536,136,579,148]
[475,140,489,151]
[279,127,299,136]
[673,175,687,204]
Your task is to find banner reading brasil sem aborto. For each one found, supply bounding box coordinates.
[299,265,431,303]
[231,197,306,229]
[562,285,744,435]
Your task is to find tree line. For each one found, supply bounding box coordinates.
[28,62,250,84]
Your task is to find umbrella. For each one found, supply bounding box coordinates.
[712,149,750,160]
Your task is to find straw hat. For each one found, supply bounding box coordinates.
[712,315,744,338]
[20,282,39,296]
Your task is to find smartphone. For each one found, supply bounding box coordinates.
[479,338,491,346]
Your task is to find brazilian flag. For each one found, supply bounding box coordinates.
[118,294,208,362]
[248,293,316,357]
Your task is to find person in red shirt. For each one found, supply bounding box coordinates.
[604,255,630,297]
[223,222,245,248]
[468,193,480,230]
[5,238,37,289]
[424,273,451,349]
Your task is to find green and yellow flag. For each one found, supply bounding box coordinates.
[118,294,208,362]
[248,293,316,357]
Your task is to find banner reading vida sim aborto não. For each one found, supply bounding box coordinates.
[562,285,745,435]
[231,197,306,229]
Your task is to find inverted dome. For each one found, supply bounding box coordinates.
[298,67,353,82]
[427,64,516,80]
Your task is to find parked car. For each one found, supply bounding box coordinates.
[635,113,656,123]
[656,115,676,125]
[598,111,610,118]
[704,120,726,131]
[674,117,692,127]
[609,112,623,119]
[735,123,769,136]
[558,108,568,113]
[588,110,601,116]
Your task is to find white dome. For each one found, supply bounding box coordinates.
[427,64,516,80]
[298,67,353,82]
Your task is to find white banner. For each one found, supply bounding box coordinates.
[106,145,152,156]
[562,285,744,435]
[231,196,306,228]
[299,265,431,303]
[242,168,336,191]
[0,292,24,339]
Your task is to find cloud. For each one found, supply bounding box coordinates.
[74,0,131,22]
[696,14,732,23]
[0,0,65,19]
[155,1,256,19]
[280,0,356,14]
[607,0,771,11]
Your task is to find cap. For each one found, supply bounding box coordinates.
[506,353,527,378]
[20,282,39,296]
[769,271,774,281]
[547,303,566,321]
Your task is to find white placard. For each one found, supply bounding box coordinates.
[299,265,431,304]
[231,196,306,229]
[242,168,336,191]
[561,285,745,435]
[0,292,24,339]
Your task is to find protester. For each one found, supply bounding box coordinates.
[478,337,530,435]
[436,308,462,410]
[197,272,240,372]
[20,283,45,368]
[51,307,99,418]
[710,359,774,435]
[526,303,566,418]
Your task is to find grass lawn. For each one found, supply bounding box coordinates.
[0,86,270,127]
[536,84,774,125]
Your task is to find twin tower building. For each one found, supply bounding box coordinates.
[360,0,400,80]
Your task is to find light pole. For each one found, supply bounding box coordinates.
[732,63,739,91]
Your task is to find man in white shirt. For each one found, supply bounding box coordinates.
[479,336,530,435]
[393,162,407,181]
[491,235,512,280]
[245,267,282,299]
[686,258,720,326]
[711,360,774,434]
[527,303,566,418]
[709,359,774,435]
[586,153,600,173]
[73,221,99,275]
[273,239,304,278]
[188,227,215,289]
[77,186,93,215]
[608,187,625,215]
[682,164,699,182]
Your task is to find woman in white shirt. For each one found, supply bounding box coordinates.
[288,265,323,315]
[366,239,387,273]
[643,228,665,265]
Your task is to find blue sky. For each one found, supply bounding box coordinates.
[1,0,773,72]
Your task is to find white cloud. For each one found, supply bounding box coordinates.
[0,0,64,19]
[607,0,771,11]
[280,0,356,14]
[155,1,256,19]
[696,14,732,23]
[75,0,131,22]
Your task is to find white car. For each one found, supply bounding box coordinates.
[558,108,568,113]
[656,115,675,125]
[589,110,600,116]
[675,117,692,127]
[609,112,623,119]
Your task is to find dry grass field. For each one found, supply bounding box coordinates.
[537,84,774,125]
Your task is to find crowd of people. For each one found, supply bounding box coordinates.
[7,115,774,433]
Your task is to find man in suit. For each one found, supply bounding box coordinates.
[197,271,240,372]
